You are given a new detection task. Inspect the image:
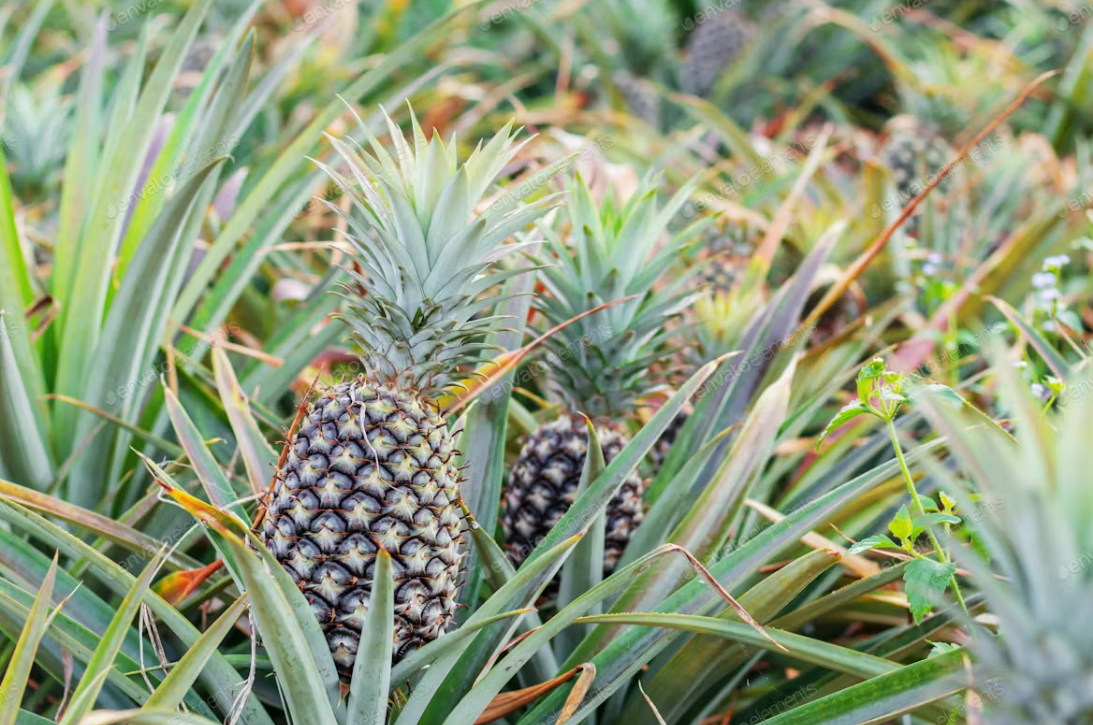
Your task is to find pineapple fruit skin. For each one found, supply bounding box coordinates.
[262,378,464,677]
[502,415,645,574]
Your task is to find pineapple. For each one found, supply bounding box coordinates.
[681,9,756,99]
[261,109,555,676]
[879,114,954,207]
[502,176,697,574]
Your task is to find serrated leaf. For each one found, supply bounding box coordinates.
[888,505,914,546]
[815,400,871,451]
[903,558,955,625]
[846,535,901,556]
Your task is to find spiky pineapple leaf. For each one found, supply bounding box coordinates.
[142,595,249,711]
[0,554,57,725]
[557,417,607,655]
[57,552,164,725]
[349,551,394,725]
[757,649,970,725]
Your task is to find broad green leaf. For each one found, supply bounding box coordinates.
[349,551,394,725]
[888,505,914,545]
[0,554,57,725]
[903,559,956,625]
[142,594,249,710]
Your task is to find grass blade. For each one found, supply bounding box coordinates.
[0,554,58,725]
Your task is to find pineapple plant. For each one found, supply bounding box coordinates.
[879,113,954,208]
[918,358,1093,724]
[261,109,556,675]
[681,9,756,99]
[502,175,698,574]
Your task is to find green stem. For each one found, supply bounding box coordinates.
[886,419,970,620]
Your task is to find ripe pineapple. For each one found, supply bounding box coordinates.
[502,176,697,574]
[261,110,554,676]
[682,9,756,98]
[694,223,756,293]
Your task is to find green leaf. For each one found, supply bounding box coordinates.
[211,347,277,497]
[163,386,246,522]
[758,649,970,725]
[74,711,222,725]
[888,505,914,546]
[846,535,901,556]
[0,314,55,489]
[912,383,965,410]
[557,417,607,655]
[348,550,394,725]
[903,558,956,625]
[58,552,164,725]
[0,498,274,725]
[990,296,1072,381]
[142,595,249,711]
[572,613,900,679]
[219,530,340,725]
[0,554,57,725]
[815,400,871,451]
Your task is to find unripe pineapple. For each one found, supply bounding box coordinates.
[501,175,698,575]
[262,110,554,676]
[880,114,954,208]
[504,415,644,573]
[682,9,756,98]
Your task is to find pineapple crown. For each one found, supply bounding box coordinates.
[533,174,702,419]
[317,105,559,395]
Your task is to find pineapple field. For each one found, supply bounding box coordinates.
[2,0,1093,723]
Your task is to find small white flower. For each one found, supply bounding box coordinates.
[922,263,938,277]
[926,252,943,265]
[1031,271,1057,289]
[1038,288,1061,303]
[1042,320,1058,333]
[1042,254,1071,271]
[1030,383,1047,400]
